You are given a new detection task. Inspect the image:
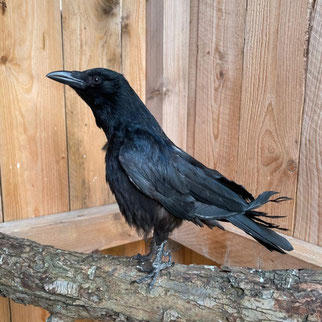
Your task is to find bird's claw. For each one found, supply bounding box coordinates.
[131,240,173,290]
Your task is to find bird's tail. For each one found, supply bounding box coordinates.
[228,191,293,253]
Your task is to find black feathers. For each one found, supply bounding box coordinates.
[47,67,293,255]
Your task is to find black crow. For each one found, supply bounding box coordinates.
[47,68,293,289]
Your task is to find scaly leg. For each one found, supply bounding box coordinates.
[131,240,173,290]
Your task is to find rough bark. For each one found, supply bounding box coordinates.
[0,232,321,322]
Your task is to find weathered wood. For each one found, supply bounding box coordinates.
[295,0,322,246]
[146,0,190,149]
[146,0,164,124]
[0,204,141,252]
[0,233,321,322]
[0,1,69,320]
[172,222,322,269]
[0,197,10,322]
[193,0,247,177]
[237,0,309,232]
[62,0,121,209]
[121,0,146,103]
[0,0,69,220]
[0,204,320,268]
[162,0,190,149]
[186,0,199,155]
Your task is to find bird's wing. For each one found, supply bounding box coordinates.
[118,129,249,222]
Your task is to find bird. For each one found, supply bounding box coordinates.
[47,68,293,289]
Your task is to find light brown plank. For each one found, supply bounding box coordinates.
[0,0,69,221]
[186,0,199,155]
[146,0,190,148]
[0,186,9,322]
[121,0,146,102]
[0,204,141,252]
[171,222,321,269]
[146,0,164,124]
[162,0,190,149]
[0,1,69,320]
[237,0,308,232]
[295,0,322,246]
[0,298,10,322]
[1,204,320,268]
[9,302,49,322]
[62,0,121,209]
[193,0,246,175]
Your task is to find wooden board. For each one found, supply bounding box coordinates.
[1,203,320,267]
[295,0,322,246]
[236,0,309,232]
[146,0,190,148]
[0,0,69,222]
[193,0,247,177]
[0,204,141,252]
[121,0,146,102]
[62,0,121,210]
[146,0,164,124]
[0,1,69,320]
[186,0,199,155]
[172,222,321,269]
[162,0,190,149]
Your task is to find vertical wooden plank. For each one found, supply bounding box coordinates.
[146,0,190,148]
[146,0,164,123]
[0,298,10,322]
[62,0,121,210]
[186,0,199,155]
[193,0,247,177]
[0,1,68,221]
[295,0,322,246]
[0,1,68,320]
[237,0,308,232]
[0,185,10,322]
[162,0,190,149]
[121,0,146,102]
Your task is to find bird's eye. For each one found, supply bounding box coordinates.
[92,76,101,84]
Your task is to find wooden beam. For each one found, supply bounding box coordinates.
[0,203,320,268]
[295,0,322,246]
[0,204,141,253]
[171,222,321,269]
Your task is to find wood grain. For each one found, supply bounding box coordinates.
[295,0,322,246]
[162,0,190,149]
[193,0,247,177]
[172,222,321,269]
[62,0,121,210]
[146,0,190,148]
[0,0,69,221]
[0,298,10,322]
[237,0,308,232]
[121,0,146,102]
[146,0,164,124]
[0,204,141,253]
[0,1,69,320]
[186,0,199,155]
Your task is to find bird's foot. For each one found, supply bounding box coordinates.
[131,241,174,290]
[130,240,156,266]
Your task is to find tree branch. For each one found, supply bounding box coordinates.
[0,232,321,321]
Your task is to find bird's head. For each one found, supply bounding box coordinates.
[46,67,158,137]
[47,68,123,103]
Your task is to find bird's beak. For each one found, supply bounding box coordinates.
[46,70,86,89]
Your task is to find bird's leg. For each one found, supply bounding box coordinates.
[132,240,174,290]
[130,238,157,266]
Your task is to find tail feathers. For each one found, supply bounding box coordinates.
[229,213,293,253]
[246,191,292,211]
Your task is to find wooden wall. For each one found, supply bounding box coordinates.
[0,0,321,321]
[0,0,145,321]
